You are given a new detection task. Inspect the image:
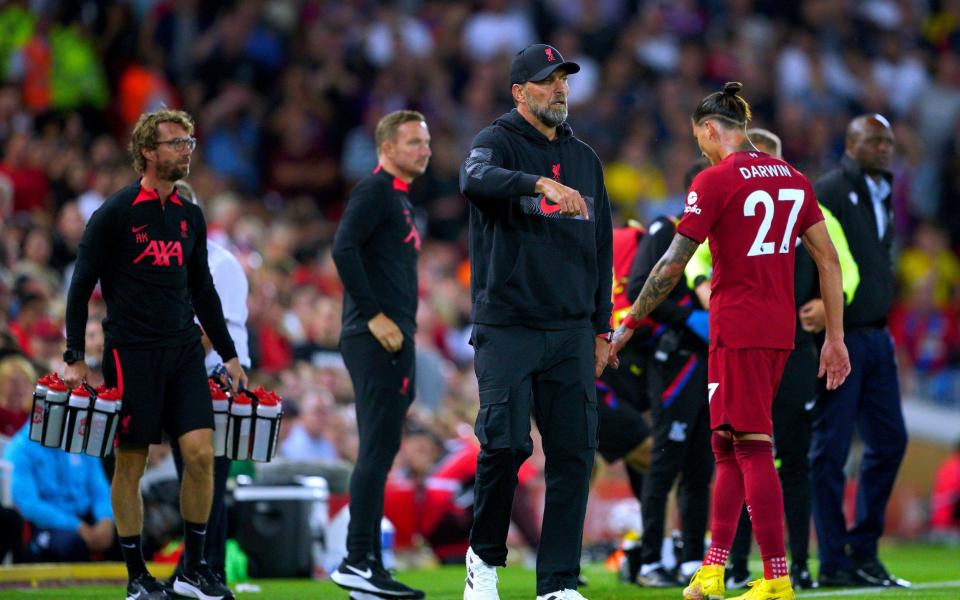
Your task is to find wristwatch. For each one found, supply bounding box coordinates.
[63,349,84,365]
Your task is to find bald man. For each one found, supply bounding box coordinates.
[808,115,909,588]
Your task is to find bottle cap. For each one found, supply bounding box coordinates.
[258,391,279,406]
[98,388,120,401]
[48,379,68,392]
[208,380,228,400]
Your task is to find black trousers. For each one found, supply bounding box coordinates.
[730,339,818,571]
[638,348,712,566]
[172,448,231,579]
[810,329,906,574]
[341,332,416,561]
[469,324,597,596]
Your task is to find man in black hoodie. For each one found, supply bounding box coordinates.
[459,44,613,600]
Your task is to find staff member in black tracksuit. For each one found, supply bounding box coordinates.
[63,109,245,600]
[330,110,431,600]
[625,163,713,590]
[459,44,613,600]
[806,114,910,588]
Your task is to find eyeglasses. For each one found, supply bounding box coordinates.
[156,137,197,152]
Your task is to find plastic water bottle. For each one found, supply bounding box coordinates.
[28,374,51,443]
[62,385,93,453]
[250,388,282,462]
[225,391,252,460]
[210,380,230,457]
[41,377,69,448]
[85,387,120,457]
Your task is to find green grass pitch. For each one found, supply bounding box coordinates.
[0,544,957,599]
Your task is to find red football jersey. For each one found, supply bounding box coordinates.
[677,151,824,349]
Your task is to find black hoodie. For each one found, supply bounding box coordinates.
[460,109,613,333]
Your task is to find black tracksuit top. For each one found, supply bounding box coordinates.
[65,182,237,360]
[814,155,895,328]
[332,166,420,340]
[460,109,614,334]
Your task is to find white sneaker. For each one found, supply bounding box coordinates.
[464,547,500,600]
[536,589,588,600]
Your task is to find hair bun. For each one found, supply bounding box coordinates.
[722,81,743,96]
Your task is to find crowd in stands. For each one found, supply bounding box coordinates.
[1,0,960,561]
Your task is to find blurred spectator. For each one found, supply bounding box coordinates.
[49,201,83,274]
[8,293,47,359]
[897,221,960,309]
[0,353,34,437]
[13,226,59,296]
[200,82,262,192]
[4,424,115,562]
[0,133,49,214]
[461,0,535,60]
[930,439,960,537]
[279,390,338,462]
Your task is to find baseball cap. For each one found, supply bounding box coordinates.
[510,44,580,85]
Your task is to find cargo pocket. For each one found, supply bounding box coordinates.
[584,386,599,449]
[475,387,511,450]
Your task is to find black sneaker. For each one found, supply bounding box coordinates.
[790,564,817,589]
[851,556,911,588]
[725,568,751,590]
[172,562,235,600]
[818,567,872,587]
[636,565,680,587]
[126,573,170,600]
[331,556,425,599]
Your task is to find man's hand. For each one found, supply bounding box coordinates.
[695,280,711,309]
[63,361,88,391]
[819,336,851,390]
[799,298,826,333]
[606,324,634,369]
[89,518,115,552]
[77,523,94,549]
[594,336,609,377]
[223,357,247,394]
[368,312,403,353]
[536,177,589,219]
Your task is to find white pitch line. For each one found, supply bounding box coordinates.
[798,580,960,598]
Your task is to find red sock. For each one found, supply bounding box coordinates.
[703,433,743,567]
[735,439,788,579]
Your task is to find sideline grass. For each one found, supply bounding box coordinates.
[0,543,957,599]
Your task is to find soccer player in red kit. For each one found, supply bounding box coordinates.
[608,82,851,600]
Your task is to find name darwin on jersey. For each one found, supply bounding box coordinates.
[738,164,793,179]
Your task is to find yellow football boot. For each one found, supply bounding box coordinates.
[729,576,796,600]
[683,564,725,600]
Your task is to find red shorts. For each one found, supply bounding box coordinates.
[708,347,791,435]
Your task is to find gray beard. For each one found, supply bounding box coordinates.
[532,103,568,129]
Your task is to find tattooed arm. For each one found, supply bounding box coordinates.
[607,233,701,367]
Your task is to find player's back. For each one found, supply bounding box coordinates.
[677,151,823,350]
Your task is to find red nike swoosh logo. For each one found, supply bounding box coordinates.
[539,195,562,214]
[132,225,148,233]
